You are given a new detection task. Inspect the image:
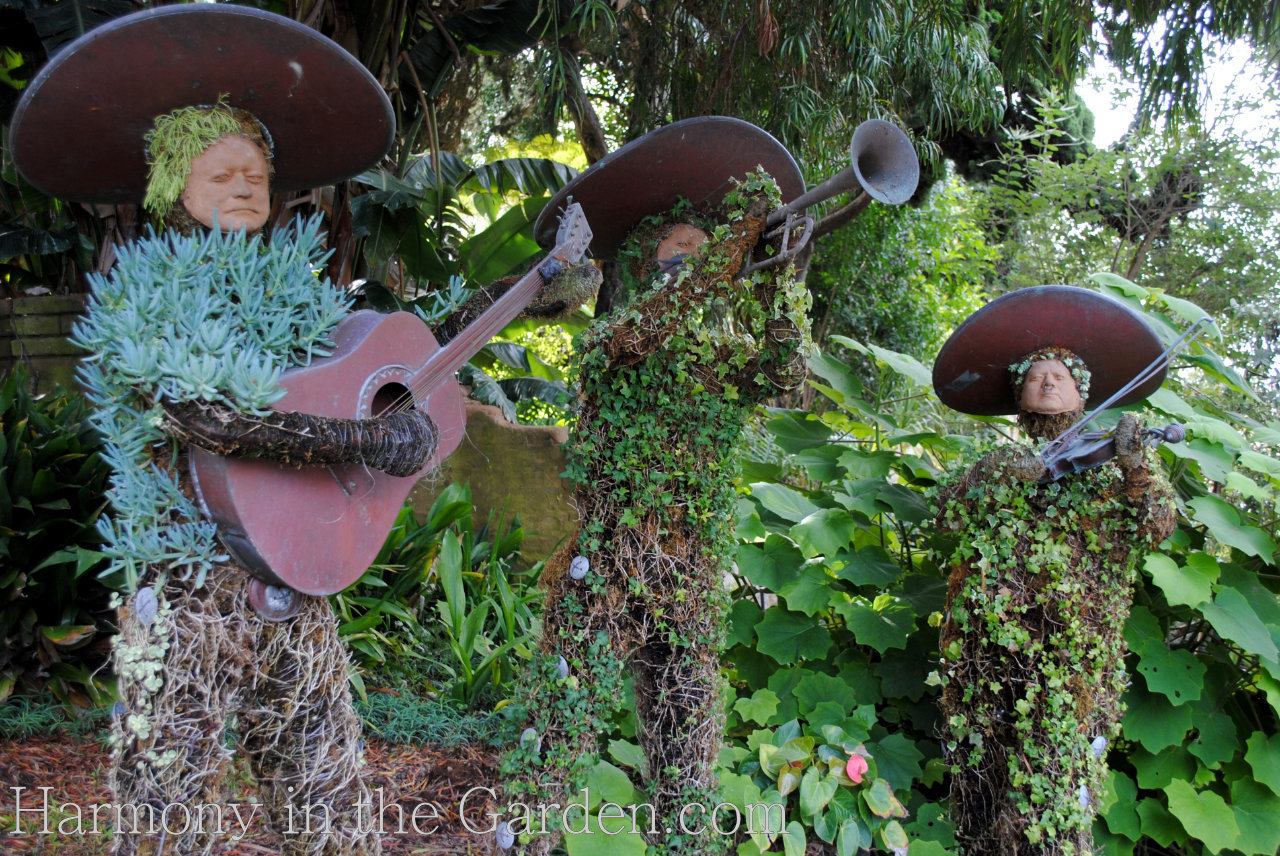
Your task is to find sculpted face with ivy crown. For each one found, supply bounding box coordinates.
[1018,358,1083,415]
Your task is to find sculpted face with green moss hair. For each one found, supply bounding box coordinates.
[144,99,275,234]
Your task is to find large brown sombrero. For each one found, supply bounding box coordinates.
[533,116,804,258]
[932,285,1167,416]
[9,4,393,203]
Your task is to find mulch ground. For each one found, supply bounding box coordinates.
[0,734,500,855]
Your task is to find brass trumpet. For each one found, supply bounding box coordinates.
[745,118,920,273]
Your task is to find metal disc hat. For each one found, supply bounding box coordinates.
[9,4,394,203]
[932,285,1167,416]
[533,116,804,259]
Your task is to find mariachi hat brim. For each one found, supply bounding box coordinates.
[932,285,1167,416]
[533,116,803,258]
[9,5,394,203]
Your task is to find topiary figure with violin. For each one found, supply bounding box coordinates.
[930,286,1186,854]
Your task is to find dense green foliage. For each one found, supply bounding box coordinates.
[2,6,1278,853]
[805,182,992,393]
[0,366,114,708]
[718,282,1279,856]
[334,483,543,708]
[353,151,576,289]
[493,178,814,856]
[10,0,1276,300]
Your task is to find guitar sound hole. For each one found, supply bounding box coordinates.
[371,382,414,417]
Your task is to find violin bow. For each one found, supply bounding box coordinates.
[1041,315,1213,464]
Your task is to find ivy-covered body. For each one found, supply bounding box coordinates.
[496,180,811,855]
[936,440,1176,854]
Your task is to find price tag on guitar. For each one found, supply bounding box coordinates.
[190,202,593,601]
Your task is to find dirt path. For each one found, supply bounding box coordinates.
[0,734,499,854]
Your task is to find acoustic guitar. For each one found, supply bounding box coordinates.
[189,203,592,599]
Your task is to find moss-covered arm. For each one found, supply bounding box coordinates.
[936,446,1048,521]
[937,413,1176,546]
[1109,412,1178,543]
[160,399,437,477]
[433,261,602,347]
[722,276,811,394]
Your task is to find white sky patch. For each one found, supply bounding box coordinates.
[1078,41,1272,147]
[1077,60,1138,147]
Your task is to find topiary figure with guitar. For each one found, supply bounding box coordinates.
[10,6,598,855]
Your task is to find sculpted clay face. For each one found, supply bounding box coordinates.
[654,224,709,270]
[1019,358,1083,415]
[181,135,271,233]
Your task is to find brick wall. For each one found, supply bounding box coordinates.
[0,295,88,392]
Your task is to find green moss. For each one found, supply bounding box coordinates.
[143,96,269,218]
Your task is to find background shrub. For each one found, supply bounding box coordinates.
[0,366,115,709]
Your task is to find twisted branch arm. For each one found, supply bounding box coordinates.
[161,400,437,477]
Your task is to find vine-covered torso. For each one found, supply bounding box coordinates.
[496,178,812,856]
[935,442,1176,855]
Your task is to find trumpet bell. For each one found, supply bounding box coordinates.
[850,119,919,206]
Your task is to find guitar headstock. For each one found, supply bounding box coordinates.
[555,201,592,263]
[537,202,593,279]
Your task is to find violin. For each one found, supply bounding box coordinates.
[1039,423,1185,483]
[1031,315,1210,484]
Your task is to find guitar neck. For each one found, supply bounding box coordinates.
[411,258,552,395]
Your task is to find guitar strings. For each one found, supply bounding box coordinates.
[362,265,560,420]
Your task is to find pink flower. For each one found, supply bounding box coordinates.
[846,754,869,784]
